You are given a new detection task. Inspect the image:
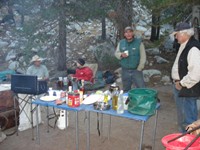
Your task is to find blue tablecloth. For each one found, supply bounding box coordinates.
[32,99,87,111]
[32,99,160,121]
[84,103,160,122]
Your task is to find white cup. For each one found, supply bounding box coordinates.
[124,50,129,56]
[63,77,67,82]
[48,90,54,96]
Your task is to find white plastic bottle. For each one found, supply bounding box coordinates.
[117,90,124,114]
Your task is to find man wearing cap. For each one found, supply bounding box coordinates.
[171,22,200,133]
[26,55,49,80]
[115,26,146,92]
[68,58,93,82]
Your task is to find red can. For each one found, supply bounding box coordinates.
[68,92,80,107]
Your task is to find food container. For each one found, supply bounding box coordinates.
[68,92,80,107]
[93,102,111,111]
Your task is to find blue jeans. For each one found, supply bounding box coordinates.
[122,68,145,92]
[173,85,198,133]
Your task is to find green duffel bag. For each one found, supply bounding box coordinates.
[128,88,157,116]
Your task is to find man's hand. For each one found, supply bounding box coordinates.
[175,81,182,90]
[121,53,128,58]
[186,120,200,135]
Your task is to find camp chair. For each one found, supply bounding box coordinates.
[84,63,105,91]
[85,63,98,82]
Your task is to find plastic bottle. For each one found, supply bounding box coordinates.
[117,90,124,114]
[112,89,119,110]
[68,78,72,92]
[79,80,85,104]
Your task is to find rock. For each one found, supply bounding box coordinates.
[74,23,82,32]
[163,35,174,51]
[114,68,122,75]
[31,48,38,52]
[161,24,174,33]
[6,50,16,61]
[137,20,147,26]
[154,56,169,64]
[0,40,9,48]
[0,131,6,143]
[161,75,172,85]
[144,29,151,37]
[8,41,19,48]
[136,25,148,32]
[146,48,160,55]
[116,77,122,83]
[143,69,162,78]
[151,74,162,82]
[161,75,171,82]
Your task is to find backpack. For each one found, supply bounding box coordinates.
[84,71,105,91]
[103,71,116,84]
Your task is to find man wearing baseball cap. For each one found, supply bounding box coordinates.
[171,22,200,133]
[115,26,146,92]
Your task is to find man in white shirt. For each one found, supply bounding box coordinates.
[27,55,49,80]
[171,22,200,133]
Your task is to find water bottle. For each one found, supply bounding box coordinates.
[117,90,124,114]
[68,78,72,92]
[112,89,119,110]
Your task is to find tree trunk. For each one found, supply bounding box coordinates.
[101,17,106,40]
[116,0,133,40]
[150,10,160,41]
[57,0,67,71]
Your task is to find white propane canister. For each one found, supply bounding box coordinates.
[57,110,69,130]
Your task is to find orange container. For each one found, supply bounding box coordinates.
[68,92,80,107]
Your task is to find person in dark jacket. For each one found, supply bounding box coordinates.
[171,22,200,133]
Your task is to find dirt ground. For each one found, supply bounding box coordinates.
[0,84,181,150]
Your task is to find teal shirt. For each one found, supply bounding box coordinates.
[119,38,141,69]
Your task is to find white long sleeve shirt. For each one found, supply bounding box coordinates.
[171,40,200,88]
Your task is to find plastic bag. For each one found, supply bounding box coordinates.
[128,88,157,116]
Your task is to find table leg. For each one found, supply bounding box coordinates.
[139,121,145,150]
[152,110,158,150]
[86,111,90,150]
[36,104,40,144]
[65,110,68,148]
[100,113,103,139]
[30,98,34,140]
[66,111,69,127]
[13,95,18,136]
[46,106,49,133]
[108,115,111,140]
[75,111,79,150]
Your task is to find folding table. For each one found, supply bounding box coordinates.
[32,99,86,150]
[84,103,160,150]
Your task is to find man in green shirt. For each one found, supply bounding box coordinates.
[115,26,146,92]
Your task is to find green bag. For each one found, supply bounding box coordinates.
[128,88,157,116]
